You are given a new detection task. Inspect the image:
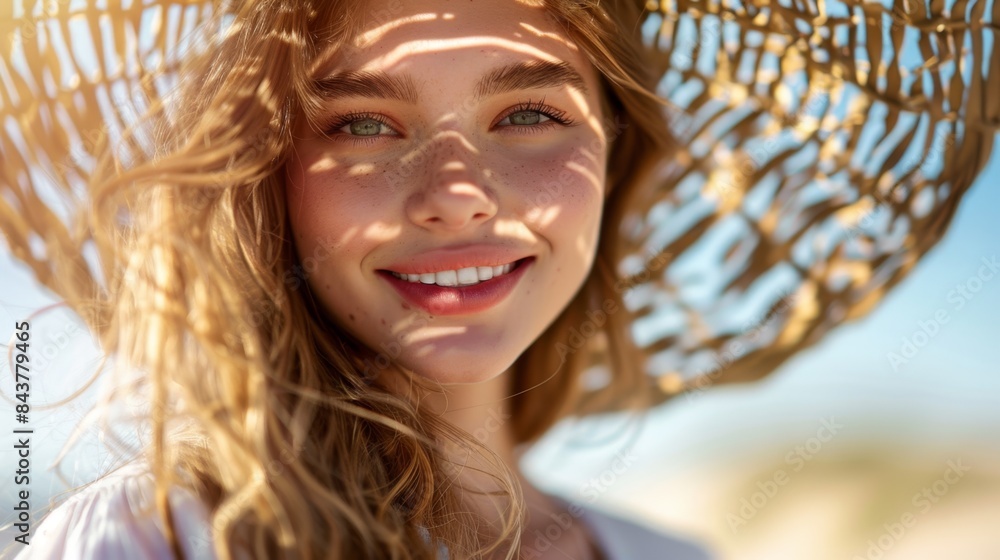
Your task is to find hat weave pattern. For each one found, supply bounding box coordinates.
[583,0,1000,411]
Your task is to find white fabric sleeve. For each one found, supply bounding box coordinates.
[10,462,216,560]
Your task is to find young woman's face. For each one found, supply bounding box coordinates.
[286,0,611,384]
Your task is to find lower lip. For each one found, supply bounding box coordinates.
[378,257,534,316]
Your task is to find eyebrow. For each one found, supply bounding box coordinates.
[313,60,589,104]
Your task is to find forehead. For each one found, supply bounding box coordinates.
[312,0,596,86]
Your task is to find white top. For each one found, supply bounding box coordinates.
[10,461,714,560]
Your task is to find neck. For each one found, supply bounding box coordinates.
[429,366,544,555]
[380,363,522,469]
[425,366,519,467]
[380,363,566,551]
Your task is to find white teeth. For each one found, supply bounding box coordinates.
[436,270,458,287]
[457,267,479,285]
[390,260,519,286]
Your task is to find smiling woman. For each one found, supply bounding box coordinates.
[2,0,998,558]
[285,1,615,389]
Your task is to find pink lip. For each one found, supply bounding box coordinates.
[378,257,534,316]
[380,244,533,275]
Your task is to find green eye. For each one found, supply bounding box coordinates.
[495,100,573,130]
[349,118,385,136]
[504,111,547,126]
[322,112,401,145]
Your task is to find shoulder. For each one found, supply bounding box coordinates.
[550,495,716,560]
[9,461,216,560]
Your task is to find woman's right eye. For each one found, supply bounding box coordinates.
[322,112,401,145]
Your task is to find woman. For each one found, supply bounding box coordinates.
[1,0,996,558]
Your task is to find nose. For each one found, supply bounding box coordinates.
[406,139,498,232]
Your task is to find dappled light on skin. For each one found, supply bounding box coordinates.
[525,158,602,227]
[491,219,534,243]
[349,9,579,67]
[381,322,479,362]
[354,12,443,48]
[361,221,403,243]
[573,144,604,170]
[306,156,338,173]
[518,22,581,49]
[525,205,562,227]
[440,161,469,173]
[368,37,572,70]
[400,130,482,165]
[576,98,607,135]
[406,325,476,346]
[574,234,596,258]
[384,311,443,335]
[347,162,377,175]
[566,159,602,189]
[420,182,492,200]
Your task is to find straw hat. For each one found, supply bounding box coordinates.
[2,0,997,413]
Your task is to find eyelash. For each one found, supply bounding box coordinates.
[320,99,576,146]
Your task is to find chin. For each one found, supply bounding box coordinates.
[393,351,518,386]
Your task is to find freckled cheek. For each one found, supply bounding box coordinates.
[286,166,392,265]
[284,165,397,331]
[516,150,605,238]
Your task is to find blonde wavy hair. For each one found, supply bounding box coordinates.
[2,0,675,558]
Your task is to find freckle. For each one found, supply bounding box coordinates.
[349,313,356,321]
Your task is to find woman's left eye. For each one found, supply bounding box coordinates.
[492,100,574,131]
[496,110,555,127]
[321,100,574,146]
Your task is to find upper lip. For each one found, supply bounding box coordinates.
[379,244,534,275]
